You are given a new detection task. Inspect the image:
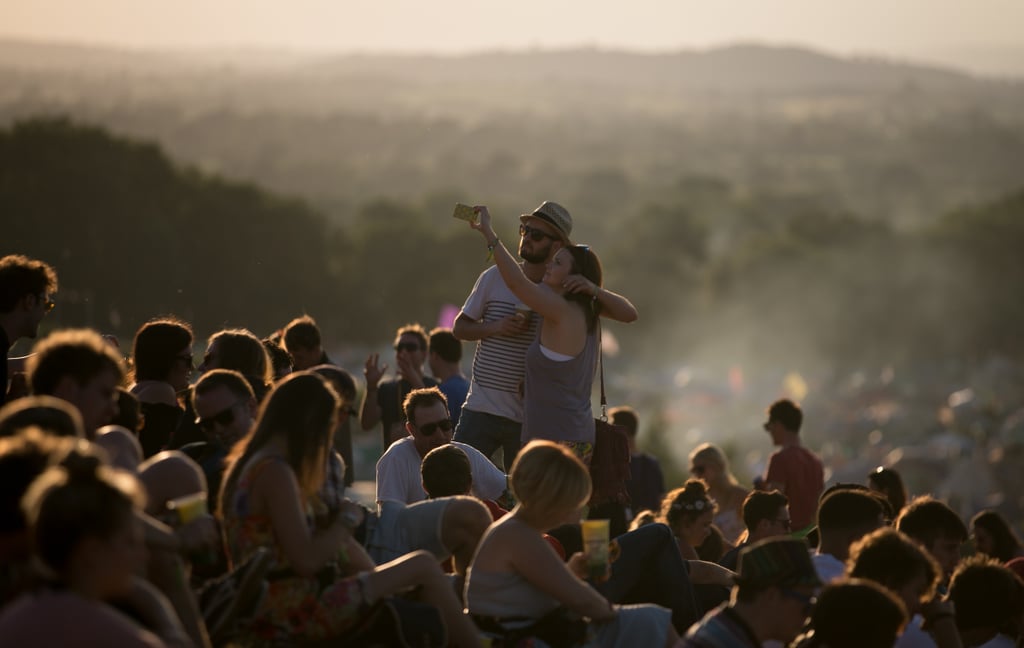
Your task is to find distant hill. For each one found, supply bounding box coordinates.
[0,38,994,92]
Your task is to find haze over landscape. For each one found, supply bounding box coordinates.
[3,2,1024,508]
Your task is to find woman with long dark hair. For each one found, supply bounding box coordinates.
[218,371,479,646]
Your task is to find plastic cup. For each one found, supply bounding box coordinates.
[580,519,610,580]
[168,492,208,525]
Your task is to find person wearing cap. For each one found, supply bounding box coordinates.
[464,205,637,461]
[680,537,822,648]
[453,202,637,469]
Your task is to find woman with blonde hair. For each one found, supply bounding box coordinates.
[465,440,677,648]
[688,443,750,544]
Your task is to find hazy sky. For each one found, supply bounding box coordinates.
[4,0,1024,73]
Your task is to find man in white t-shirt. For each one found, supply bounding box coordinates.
[368,387,495,576]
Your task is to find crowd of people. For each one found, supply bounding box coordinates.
[2,200,1023,647]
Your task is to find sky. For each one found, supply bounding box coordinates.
[3,0,1024,75]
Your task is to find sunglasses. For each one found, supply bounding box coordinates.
[196,403,238,433]
[690,465,707,475]
[177,353,194,369]
[395,342,422,353]
[417,418,454,436]
[519,223,558,242]
[763,421,773,431]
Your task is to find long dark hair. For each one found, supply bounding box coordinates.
[563,245,603,333]
[219,372,339,514]
[132,317,193,382]
[971,510,1024,562]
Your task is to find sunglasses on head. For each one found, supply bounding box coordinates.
[196,403,238,433]
[395,342,421,353]
[519,223,558,242]
[417,418,454,436]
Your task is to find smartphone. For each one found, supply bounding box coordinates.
[453,203,477,223]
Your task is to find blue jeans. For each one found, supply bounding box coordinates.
[596,523,702,634]
[453,408,522,472]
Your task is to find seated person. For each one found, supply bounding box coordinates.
[465,440,678,648]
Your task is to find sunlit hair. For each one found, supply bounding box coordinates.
[847,527,940,605]
[562,245,603,333]
[0,254,58,313]
[27,329,125,396]
[971,509,1024,563]
[394,323,428,351]
[949,555,1024,633]
[689,442,741,486]
[193,369,256,406]
[402,387,448,427]
[131,317,193,382]
[219,372,339,513]
[283,315,321,351]
[628,509,658,532]
[205,329,273,401]
[660,479,718,530]
[0,395,85,439]
[869,467,908,517]
[510,440,591,516]
[742,489,789,532]
[895,495,967,550]
[0,427,78,535]
[809,579,908,648]
[312,365,357,404]
[23,444,144,578]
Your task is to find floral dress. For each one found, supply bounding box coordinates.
[221,456,366,643]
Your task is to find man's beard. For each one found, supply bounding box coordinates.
[520,246,548,264]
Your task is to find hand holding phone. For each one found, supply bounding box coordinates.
[453,203,477,223]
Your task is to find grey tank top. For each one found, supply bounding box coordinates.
[521,327,597,444]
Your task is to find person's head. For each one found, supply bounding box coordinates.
[282,315,323,371]
[734,537,823,643]
[311,365,358,427]
[199,329,273,402]
[896,496,967,579]
[402,387,452,456]
[742,489,791,542]
[816,488,888,560]
[510,440,591,527]
[0,427,77,540]
[868,466,908,518]
[27,329,125,436]
[629,508,658,532]
[518,201,572,264]
[847,527,940,616]
[427,327,462,376]
[221,372,339,509]
[608,406,638,436]
[131,317,193,392]
[24,447,146,598]
[192,369,257,448]
[971,510,1024,563]
[661,479,718,547]
[93,425,144,472]
[948,555,1024,640]
[0,395,85,439]
[0,254,58,340]
[394,323,428,368]
[689,442,740,487]
[809,579,908,648]
[262,337,293,380]
[764,399,802,442]
[696,523,728,562]
[421,444,473,498]
[544,245,603,332]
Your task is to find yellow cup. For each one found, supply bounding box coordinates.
[580,519,610,580]
[168,492,208,525]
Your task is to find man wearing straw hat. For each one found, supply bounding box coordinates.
[452,201,637,471]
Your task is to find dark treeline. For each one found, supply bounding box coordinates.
[2,117,1023,374]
